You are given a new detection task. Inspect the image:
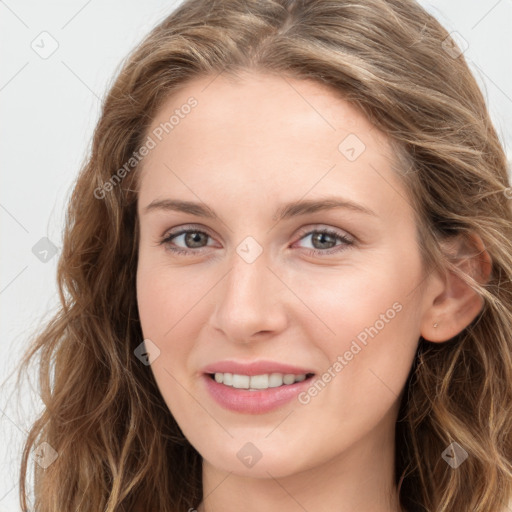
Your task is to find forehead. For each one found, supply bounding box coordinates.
[137,71,407,220]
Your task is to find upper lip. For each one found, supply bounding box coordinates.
[201,360,316,376]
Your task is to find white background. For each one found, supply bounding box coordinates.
[1,1,511,510]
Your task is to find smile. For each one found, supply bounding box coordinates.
[209,372,313,390]
[202,371,316,414]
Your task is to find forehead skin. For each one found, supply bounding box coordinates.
[138,73,403,208]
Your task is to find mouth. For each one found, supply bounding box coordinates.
[202,370,316,414]
[206,371,316,391]
[200,360,317,413]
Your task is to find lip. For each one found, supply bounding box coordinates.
[200,360,316,414]
[201,374,315,414]
[200,360,315,376]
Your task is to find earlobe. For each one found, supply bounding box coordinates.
[421,233,491,343]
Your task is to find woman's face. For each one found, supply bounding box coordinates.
[136,71,436,478]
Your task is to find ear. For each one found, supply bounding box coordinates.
[421,233,492,343]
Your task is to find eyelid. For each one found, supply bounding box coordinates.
[160,223,356,242]
[160,223,216,240]
[294,224,356,243]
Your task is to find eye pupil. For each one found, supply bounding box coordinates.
[312,232,336,249]
[185,232,207,248]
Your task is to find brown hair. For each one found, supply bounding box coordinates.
[14,0,512,510]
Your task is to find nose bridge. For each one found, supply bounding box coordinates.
[211,246,287,342]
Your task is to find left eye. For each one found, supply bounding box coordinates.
[159,227,354,256]
[295,229,354,254]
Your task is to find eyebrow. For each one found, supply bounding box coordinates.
[143,196,377,221]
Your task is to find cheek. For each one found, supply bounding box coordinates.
[136,257,206,339]
[288,255,416,344]
[136,259,215,385]
[289,251,422,397]
[136,266,169,340]
[136,263,204,424]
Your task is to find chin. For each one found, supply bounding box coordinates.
[197,437,315,479]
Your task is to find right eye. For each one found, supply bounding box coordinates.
[160,228,215,255]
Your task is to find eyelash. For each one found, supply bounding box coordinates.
[158,225,355,257]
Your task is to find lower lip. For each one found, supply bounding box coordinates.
[201,374,314,414]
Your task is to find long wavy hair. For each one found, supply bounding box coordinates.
[13,0,512,510]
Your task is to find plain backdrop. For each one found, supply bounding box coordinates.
[1,1,511,510]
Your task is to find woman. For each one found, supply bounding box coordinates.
[16,0,512,510]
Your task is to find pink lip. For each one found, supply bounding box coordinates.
[200,360,316,414]
[201,374,315,414]
[200,360,315,376]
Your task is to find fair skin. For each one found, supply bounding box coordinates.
[136,71,489,512]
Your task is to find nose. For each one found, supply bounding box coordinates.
[209,249,289,344]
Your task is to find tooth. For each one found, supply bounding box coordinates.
[250,374,269,389]
[268,373,284,387]
[216,371,309,389]
[283,374,296,385]
[232,374,250,389]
